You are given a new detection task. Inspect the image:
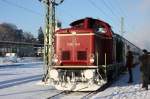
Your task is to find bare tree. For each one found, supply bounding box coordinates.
[38,27,44,44]
[0,22,36,43]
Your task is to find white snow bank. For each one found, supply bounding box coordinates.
[0,57,43,67]
[19,57,43,63]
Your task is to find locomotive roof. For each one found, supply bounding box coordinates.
[70,17,111,28]
[56,17,113,38]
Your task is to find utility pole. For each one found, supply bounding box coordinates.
[120,17,125,37]
[39,0,64,82]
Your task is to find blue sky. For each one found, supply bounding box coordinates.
[0,0,44,36]
[0,0,150,50]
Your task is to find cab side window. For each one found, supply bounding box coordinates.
[96,25,106,33]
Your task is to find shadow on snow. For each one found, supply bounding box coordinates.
[0,74,42,89]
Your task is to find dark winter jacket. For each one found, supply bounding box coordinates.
[139,54,150,76]
[126,51,133,69]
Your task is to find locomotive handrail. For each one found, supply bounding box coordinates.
[105,53,107,81]
[96,51,105,80]
[96,52,108,81]
[96,52,99,66]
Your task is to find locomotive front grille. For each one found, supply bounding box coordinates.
[77,51,87,60]
[61,51,70,60]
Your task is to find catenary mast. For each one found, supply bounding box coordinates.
[39,0,64,82]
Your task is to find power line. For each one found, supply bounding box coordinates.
[103,0,129,35]
[116,0,127,17]
[87,0,115,24]
[101,0,119,20]
[1,0,42,16]
[87,0,122,33]
[87,0,109,17]
[99,0,126,34]
[107,0,123,17]
[98,0,124,33]
[101,0,129,35]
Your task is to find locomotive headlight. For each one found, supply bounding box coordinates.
[83,70,94,79]
[90,58,94,63]
[89,54,95,63]
[49,69,59,81]
[52,58,58,63]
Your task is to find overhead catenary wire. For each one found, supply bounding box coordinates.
[101,0,120,20]
[0,0,43,16]
[99,1,125,34]
[87,0,116,24]
[106,0,124,18]
[87,0,110,18]
[100,0,126,33]
[0,0,126,35]
[105,0,127,18]
[107,0,129,35]
[87,0,122,33]
[115,0,133,36]
[116,0,128,18]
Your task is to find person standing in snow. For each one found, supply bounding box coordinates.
[139,49,150,90]
[126,46,134,83]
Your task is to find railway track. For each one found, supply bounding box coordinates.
[47,91,73,99]
[81,82,112,99]
[47,82,112,99]
[80,91,99,99]
[47,91,99,99]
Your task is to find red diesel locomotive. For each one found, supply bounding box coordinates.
[49,17,142,91]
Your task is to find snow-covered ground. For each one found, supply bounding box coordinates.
[0,57,43,63]
[0,58,150,99]
[91,65,150,99]
[0,57,43,67]
[0,60,58,99]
